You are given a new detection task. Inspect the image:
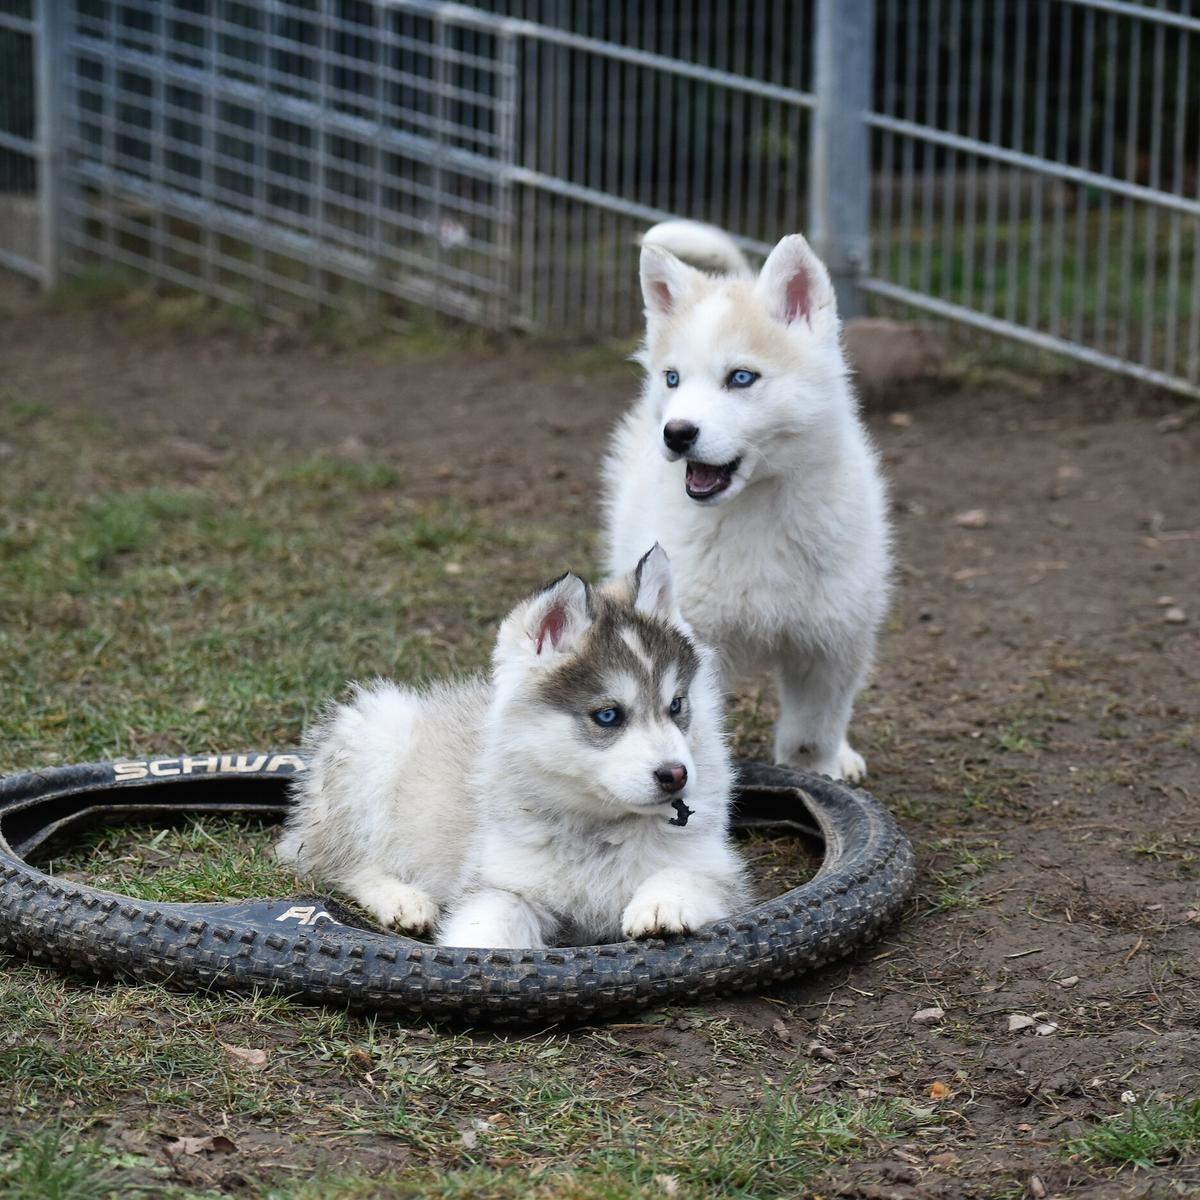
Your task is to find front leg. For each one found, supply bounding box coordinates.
[438,887,555,949]
[621,868,730,939]
[774,643,870,782]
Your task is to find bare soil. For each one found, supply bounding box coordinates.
[2,273,1198,1198]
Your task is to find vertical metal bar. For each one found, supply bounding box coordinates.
[1049,2,1072,338]
[1115,16,1140,362]
[1094,12,1117,350]
[1003,0,1027,325]
[897,0,917,289]
[961,0,983,309]
[1140,9,1165,367]
[1071,4,1095,345]
[709,0,726,228]
[34,0,63,288]
[877,0,898,285]
[495,28,517,331]
[1163,13,1188,376]
[1027,1,1046,328]
[919,0,940,299]
[809,0,874,317]
[981,0,1005,317]
[939,0,961,301]
[745,0,765,242]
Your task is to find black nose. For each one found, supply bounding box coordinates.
[663,420,699,455]
[654,762,688,794]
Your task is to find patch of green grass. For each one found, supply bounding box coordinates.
[1065,1099,1200,1170]
[0,1128,119,1200]
[46,816,303,904]
[0,392,558,773]
[265,1091,916,1200]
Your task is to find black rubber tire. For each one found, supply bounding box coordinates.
[0,752,914,1024]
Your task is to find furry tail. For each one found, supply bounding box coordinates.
[640,220,752,278]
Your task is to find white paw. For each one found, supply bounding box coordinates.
[835,741,867,783]
[355,879,439,935]
[621,893,712,940]
[791,740,868,783]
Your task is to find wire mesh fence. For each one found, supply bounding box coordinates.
[0,0,42,281]
[3,1,1199,397]
[865,0,1200,397]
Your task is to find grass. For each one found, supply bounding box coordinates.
[0,391,550,772]
[1065,1099,1200,1171]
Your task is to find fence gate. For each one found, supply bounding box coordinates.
[0,0,53,283]
[56,1,518,326]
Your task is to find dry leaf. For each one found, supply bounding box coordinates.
[912,1006,945,1025]
[1029,1174,1047,1199]
[654,1175,681,1197]
[954,508,989,528]
[771,1018,793,1044]
[928,1080,952,1100]
[166,1135,237,1156]
[928,1151,959,1168]
[221,1043,268,1070]
[807,1040,837,1062]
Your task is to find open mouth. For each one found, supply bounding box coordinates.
[685,457,741,501]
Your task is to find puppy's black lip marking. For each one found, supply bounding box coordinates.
[668,798,694,827]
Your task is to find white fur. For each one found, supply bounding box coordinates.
[279,550,748,948]
[603,223,892,782]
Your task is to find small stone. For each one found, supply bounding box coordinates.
[1035,1021,1058,1036]
[954,508,990,528]
[1121,1090,1138,1104]
[1029,1174,1047,1199]
[1156,595,1176,606]
[444,561,463,575]
[1056,976,1080,989]
[928,1151,959,1168]
[888,411,914,427]
[807,1040,837,1062]
[912,1006,945,1025]
[1163,606,1187,624]
[771,1018,793,1044]
[1008,1013,1036,1033]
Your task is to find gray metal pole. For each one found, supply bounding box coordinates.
[809,0,874,319]
[34,0,62,290]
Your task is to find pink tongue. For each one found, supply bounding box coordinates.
[687,463,726,493]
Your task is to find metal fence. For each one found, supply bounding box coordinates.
[3,1,1199,398]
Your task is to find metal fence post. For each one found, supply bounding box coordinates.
[33,0,63,290]
[809,0,874,319]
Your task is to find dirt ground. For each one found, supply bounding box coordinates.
[1,273,1198,1199]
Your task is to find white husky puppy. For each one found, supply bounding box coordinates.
[277,546,748,948]
[604,222,891,782]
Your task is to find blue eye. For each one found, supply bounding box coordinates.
[592,707,621,727]
[664,370,680,388]
[727,369,759,388]
[669,697,683,716]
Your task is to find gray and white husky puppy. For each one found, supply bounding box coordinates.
[277,546,748,948]
[604,221,891,783]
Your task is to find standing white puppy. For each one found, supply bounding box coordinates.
[604,222,891,782]
[278,546,748,948]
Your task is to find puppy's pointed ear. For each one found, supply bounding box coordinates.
[631,544,681,624]
[521,572,591,657]
[755,234,837,336]
[640,244,703,319]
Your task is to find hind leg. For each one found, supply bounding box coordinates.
[439,888,555,949]
[774,644,869,783]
